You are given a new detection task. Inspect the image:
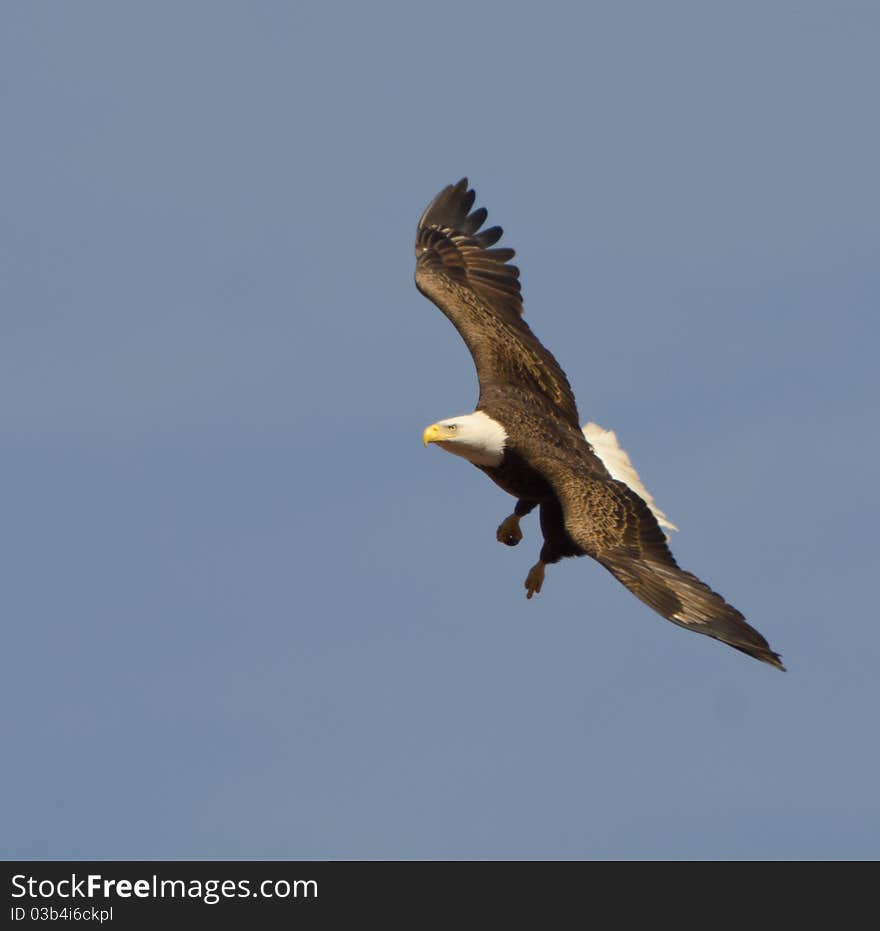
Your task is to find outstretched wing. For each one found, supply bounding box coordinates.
[536,451,783,669]
[415,178,580,426]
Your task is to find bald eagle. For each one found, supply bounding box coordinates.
[416,179,783,670]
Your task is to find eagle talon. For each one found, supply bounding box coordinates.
[524,560,545,599]
[496,514,523,547]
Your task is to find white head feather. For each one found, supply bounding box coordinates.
[427,411,508,467]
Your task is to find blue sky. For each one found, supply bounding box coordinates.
[3,2,878,859]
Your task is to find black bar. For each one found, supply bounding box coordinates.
[3,860,614,925]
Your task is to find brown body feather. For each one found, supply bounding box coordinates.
[415,179,784,670]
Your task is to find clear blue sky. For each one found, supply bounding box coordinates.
[3,2,878,859]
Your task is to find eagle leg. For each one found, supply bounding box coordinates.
[497,499,538,547]
[496,513,523,546]
[524,560,546,599]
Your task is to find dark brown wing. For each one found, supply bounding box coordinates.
[534,450,784,669]
[415,179,580,426]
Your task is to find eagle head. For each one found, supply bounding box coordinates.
[422,412,507,468]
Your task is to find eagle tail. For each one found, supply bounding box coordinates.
[582,422,678,534]
[599,553,785,670]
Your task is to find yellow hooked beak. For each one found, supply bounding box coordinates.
[422,423,442,446]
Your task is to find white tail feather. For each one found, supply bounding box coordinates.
[582,422,679,534]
